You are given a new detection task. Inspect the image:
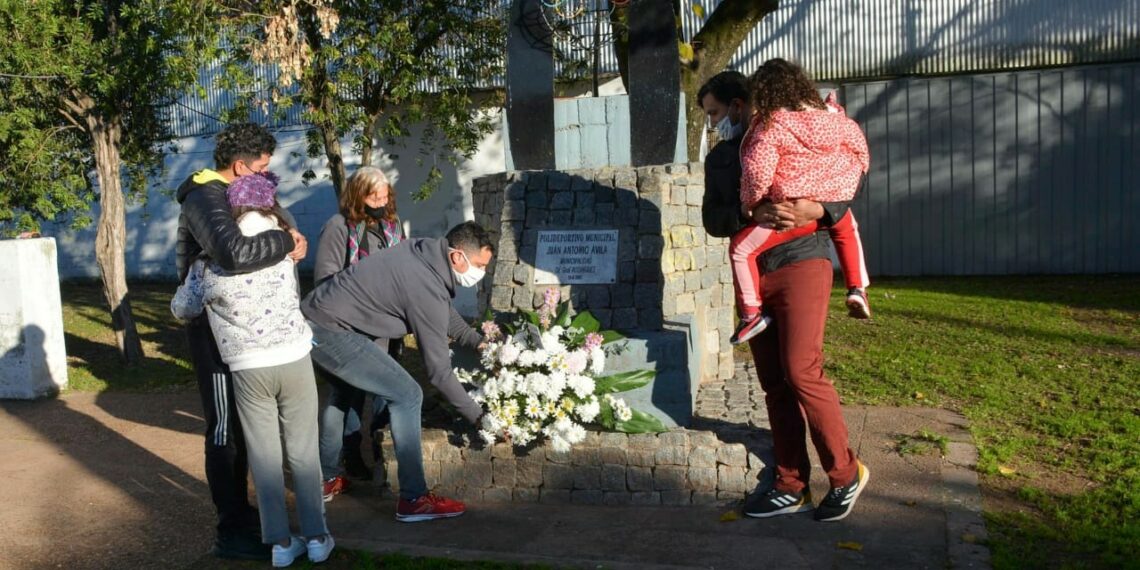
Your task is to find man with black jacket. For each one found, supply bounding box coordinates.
[175,123,307,560]
[699,74,869,522]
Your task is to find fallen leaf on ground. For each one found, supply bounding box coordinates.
[998,465,1016,476]
[837,541,864,551]
[719,510,739,522]
[913,391,925,400]
[904,500,917,507]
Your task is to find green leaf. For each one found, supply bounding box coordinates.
[614,408,669,433]
[555,301,572,328]
[597,396,616,429]
[601,330,625,344]
[518,309,540,326]
[569,310,601,334]
[594,369,655,394]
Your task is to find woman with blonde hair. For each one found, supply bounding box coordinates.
[311,165,404,500]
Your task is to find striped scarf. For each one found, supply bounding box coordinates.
[347,221,369,265]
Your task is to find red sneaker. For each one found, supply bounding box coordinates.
[730,312,772,345]
[396,493,467,522]
[322,475,350,503]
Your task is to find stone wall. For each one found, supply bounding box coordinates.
[378,427,769,506]
[471,164,735,382]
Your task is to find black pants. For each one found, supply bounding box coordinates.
[186,317,255,536]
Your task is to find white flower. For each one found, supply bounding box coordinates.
[549,325,566,337]
[564,350,589,375]
[589,347,606,375]
[479,429,497,444]
[540,331,567,355]
[567,374,595,399]
[524,396,544,419]
[497,342,521,366]
[565,422,587,444]
[576,397,600,422]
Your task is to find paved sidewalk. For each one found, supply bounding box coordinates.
[0,368,990,569]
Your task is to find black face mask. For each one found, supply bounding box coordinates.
[364,205,386,220]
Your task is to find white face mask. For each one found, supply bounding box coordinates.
[450,249,485,288]
[716,114,744,141]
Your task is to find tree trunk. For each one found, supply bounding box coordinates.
[82,102,144,364]
[681,0,778,159]
[321,123,346,198]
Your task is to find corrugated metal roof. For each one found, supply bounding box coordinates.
[683,0,1140,80]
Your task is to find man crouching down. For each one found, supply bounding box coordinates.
[301,222,493,522]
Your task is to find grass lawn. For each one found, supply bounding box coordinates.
[815,276,1140,569]
[60,277,1140,569]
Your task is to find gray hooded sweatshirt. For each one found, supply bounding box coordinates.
[300,237,484,422]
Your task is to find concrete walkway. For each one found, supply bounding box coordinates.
[0,391,990,569]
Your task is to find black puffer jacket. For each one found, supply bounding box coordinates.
[175,170,294,281]
[701,135,749,238]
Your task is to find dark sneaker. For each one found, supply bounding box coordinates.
[814,461,870,522]
[730,313,772,345]
[743,487,814,518]
[322,475,350,503]
[396,493,467,522]
[212,530,271,561]
[846,288,872,319]
[342,445,372,481]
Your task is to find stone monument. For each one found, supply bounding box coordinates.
[0,237,69,398]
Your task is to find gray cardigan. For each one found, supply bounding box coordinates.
[301,238,485,423]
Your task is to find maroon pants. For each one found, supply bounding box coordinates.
[748,258,858,493]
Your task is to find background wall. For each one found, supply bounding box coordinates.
[844,61,1140,276]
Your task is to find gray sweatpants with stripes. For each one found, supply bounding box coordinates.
[231,355,328,543]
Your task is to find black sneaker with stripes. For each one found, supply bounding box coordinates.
[743,487,814,518]
[814,461,870,522]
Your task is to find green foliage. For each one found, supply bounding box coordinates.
[593,369,654,394]
[822,276,1140,568]
[221,0,504,198]
[0,0,221,236]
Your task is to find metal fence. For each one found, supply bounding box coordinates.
[843,61,1140,276]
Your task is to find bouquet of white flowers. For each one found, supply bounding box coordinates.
[458,288,667,452]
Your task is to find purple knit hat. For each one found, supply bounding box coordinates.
[226,171,280,209]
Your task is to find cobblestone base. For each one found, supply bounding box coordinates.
[376,359,771,506]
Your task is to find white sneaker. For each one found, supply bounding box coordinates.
[271,536,306,568]
[307,534,335,564]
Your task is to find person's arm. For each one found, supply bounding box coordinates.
[171,259,207,321]
[448,305,484,350]
[182,187,294,273]
[313,216,349,286]
[752,199,849,231]
[408,298,483,424]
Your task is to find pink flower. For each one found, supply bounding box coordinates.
[481,321,502,341]
[543,287,561,309]
[583,332,604,351]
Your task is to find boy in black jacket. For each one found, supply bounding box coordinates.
[174,123,307,560]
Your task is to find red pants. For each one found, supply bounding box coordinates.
[748,258,858,492]
[730,211,869,316]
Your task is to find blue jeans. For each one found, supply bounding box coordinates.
[307,320,427,501]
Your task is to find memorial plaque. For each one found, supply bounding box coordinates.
[533,230,618,285]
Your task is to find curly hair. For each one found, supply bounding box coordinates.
[340,166,398,225]
[749,58,826,130]
[213,123,277,169]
